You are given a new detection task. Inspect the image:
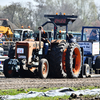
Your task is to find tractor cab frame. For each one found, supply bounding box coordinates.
[42,13,77,39]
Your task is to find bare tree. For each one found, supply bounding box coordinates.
[0,0,98,31]
[3,2,19,23]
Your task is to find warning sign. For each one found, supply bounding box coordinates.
[78,42,99,55]
[78,42,92,52]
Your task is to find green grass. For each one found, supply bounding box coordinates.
[0,87,61,95]
[0,86,100,100]
[71,86,100,91]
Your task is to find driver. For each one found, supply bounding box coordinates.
[38,26,49,55]
[89,29,97,41]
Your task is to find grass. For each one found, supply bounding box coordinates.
[0,87,60,95]
[0,86,100,100]
[71,86,100,91]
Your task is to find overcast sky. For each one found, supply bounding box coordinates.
[0,0,35,6]
[0,0,100,8]
[0,0,100,6]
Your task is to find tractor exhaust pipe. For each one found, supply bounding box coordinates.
[39,30,41,50]
[38,26,43,50]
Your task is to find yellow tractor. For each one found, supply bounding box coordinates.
[0,18,17,41]
[0,26,13,41]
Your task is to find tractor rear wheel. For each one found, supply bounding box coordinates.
[38,58,49,78]
[66,43,82,78]
[49,41,68,78]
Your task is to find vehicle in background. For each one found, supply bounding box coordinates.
[34,30,86,42]
[56,30,86,41]
[0,18,18,41]
[78,26,100,77]
[13,28,34,41]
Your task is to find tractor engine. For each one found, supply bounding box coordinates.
[8,40,44,73]
[15,40,44,64]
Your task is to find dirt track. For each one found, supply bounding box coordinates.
[0,74,100,90]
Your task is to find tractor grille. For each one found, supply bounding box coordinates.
[16,45,28,61]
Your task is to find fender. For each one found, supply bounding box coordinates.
[51,40,66,48]
[51,39,66,44]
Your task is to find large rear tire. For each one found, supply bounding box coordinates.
[49,40,68,78]
[38,58,49,78]
[66,43,82,78]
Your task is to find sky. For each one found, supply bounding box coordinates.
[94,0,100,6]
[0,0,100,6]
[0,0,36,6]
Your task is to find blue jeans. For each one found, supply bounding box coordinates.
[44,43,49,55]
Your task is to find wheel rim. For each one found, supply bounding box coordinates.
[62,48,67,72]
[86,68,90,75]
[42,62,47,75]
[72,48,81,75]
[86,66,90,76]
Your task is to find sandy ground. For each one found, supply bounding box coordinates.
[0,74,100,90]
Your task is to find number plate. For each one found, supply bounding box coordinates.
[17,48,24,54]
[18,55,26,58]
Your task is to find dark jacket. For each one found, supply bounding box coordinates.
[36,32,48,43]
[89,35,97,41]
[66,34,76,43]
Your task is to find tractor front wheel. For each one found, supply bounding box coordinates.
[38,58,49,78]
[3,59,18,78]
